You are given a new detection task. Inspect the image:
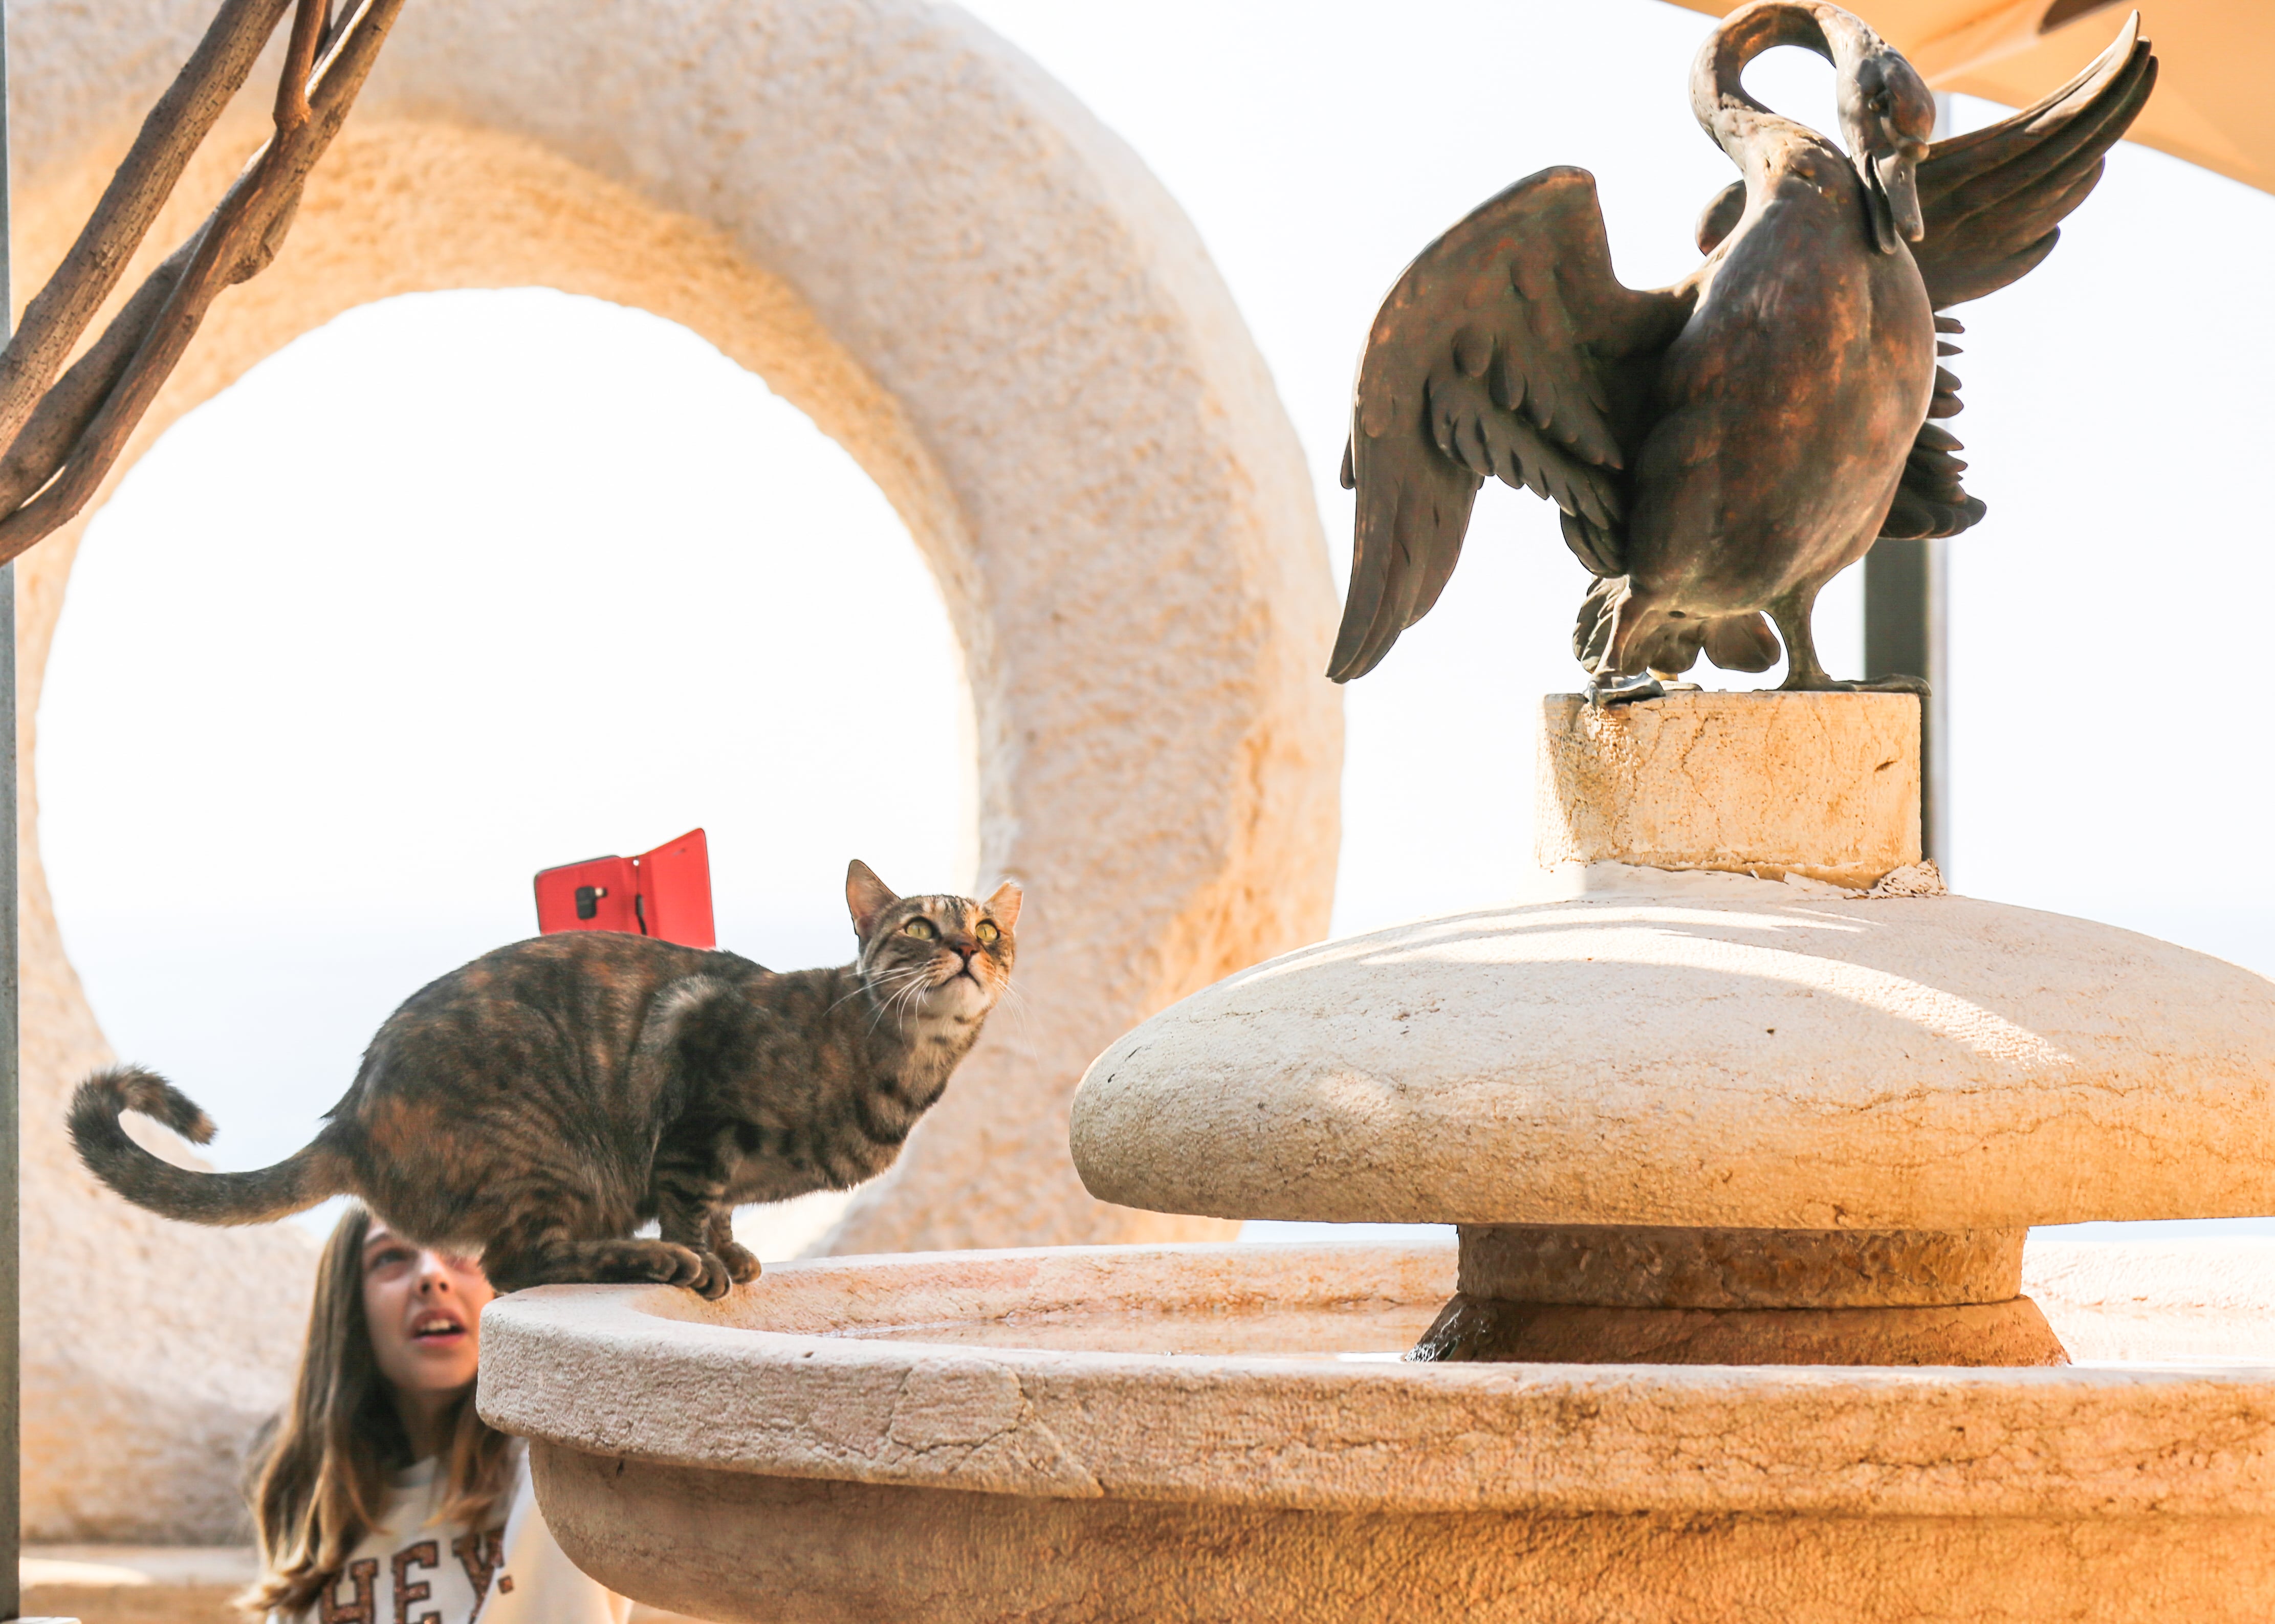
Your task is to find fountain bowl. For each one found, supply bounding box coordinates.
[480,1241,2275,1623]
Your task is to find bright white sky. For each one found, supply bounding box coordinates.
[35,1,2275,1245]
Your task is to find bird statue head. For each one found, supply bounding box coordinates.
[1836,43,1936,253]
[1694,4,1941,258]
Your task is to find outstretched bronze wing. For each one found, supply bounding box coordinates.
[1881,14,2155,541]
[1912,13,2155,310]
[1328,167,1692,683]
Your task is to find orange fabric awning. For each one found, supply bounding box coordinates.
[1655,0,2274,193]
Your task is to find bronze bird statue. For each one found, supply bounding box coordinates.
[1327,1,2154,697]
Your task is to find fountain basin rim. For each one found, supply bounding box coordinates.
[477,1242,2275,1520]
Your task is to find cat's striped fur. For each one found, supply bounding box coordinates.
[68,861,1018,1296]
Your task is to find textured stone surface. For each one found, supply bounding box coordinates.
[482,1243,2275,1515]
[1537,691,1921,887]
[534,1454,2275,1624]
[1411,1292,2068,1366]
[1456,1222,2027,1307]
[480,1241,2275,1622]
[1421,1223,2064,1366]
[14,0,1335,1538]
[547,1455,2275,1624]
[1071,864,2275,1228]
[1419,1219,2065,1355]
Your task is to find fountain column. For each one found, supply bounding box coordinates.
[1073,688,2275,1365]
[1420,691,2060,1365]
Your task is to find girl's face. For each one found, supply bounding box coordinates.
[361,1221,495,1398]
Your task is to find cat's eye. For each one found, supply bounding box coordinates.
[975,921,1000,945]
[902,918,939,940]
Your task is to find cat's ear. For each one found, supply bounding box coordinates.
[846,860,900,937]
[983,879,1023,933]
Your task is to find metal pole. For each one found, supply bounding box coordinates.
[0,0,19,1609]
[1863,535,1946,866]
[1864,91,1954,872]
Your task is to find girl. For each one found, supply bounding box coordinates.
[240,1204,630,1622]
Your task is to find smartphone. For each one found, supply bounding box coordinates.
[533,828,715,948]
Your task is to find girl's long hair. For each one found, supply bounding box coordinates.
[238,1204,514,1616]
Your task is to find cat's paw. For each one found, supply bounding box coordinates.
[716,1241,762,1285]
[687,1248,736,1300]
[639,1241,709,1287]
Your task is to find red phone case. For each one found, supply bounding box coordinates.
[533,829,715,949]
[636,829,716,948]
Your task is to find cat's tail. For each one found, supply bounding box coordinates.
[68,1064,345,1225]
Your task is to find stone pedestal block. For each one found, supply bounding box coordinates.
[1454,1222,2027,1308]
[1411,1224,2067,1366]
[1536,691,1920,887]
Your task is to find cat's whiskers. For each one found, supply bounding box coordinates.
[876,966,925,1010]
[862,961,936,1035]
[860,957,928,992]
[886,982,940,1036]
[832,955,912,1015]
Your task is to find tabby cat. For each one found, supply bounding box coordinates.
[69,861,1018,1297]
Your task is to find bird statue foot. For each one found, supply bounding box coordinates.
[1587,673,1668,707]
[1774,673,1932,697]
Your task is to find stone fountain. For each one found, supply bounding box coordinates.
[481,691,2275,1622]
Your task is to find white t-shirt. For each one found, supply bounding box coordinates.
[273,1444,630,1624]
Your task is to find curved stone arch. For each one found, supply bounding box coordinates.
[17,0,1340,1539]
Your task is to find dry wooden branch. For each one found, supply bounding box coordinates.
[0,0,406,564]
[0,0,290,451]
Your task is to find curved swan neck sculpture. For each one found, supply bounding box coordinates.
[1693,1,1935,253]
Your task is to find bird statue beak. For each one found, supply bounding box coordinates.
[1866,146,1926,254]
